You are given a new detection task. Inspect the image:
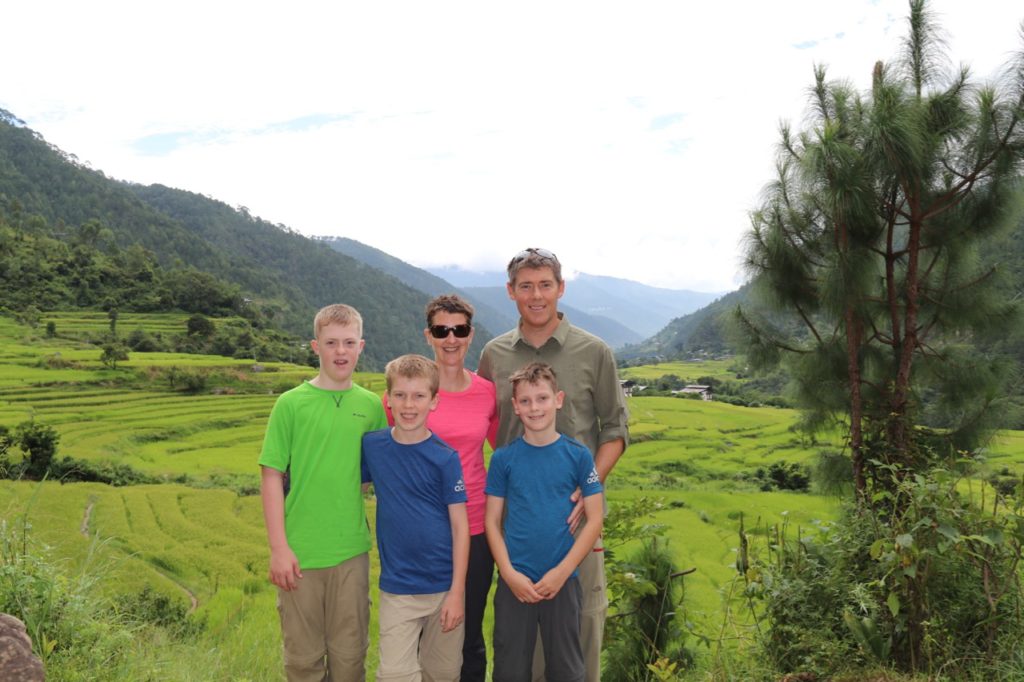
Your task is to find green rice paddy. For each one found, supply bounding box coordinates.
[2,312,1023,678]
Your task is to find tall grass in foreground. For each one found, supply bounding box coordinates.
[0,483,284,681]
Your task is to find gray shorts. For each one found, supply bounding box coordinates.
[492,576,583,682]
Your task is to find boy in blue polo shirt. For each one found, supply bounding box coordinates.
[362,354,469,681]
[484,362,604,682]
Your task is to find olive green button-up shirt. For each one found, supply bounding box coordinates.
[478,314,629,455]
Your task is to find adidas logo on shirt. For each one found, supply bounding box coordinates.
[454,479,466,493]
[586,468,600,485]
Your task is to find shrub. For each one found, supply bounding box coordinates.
[604,538,695,681]
[99,342,128,369]
[185,313,215,338]
[119,586,199,638]
[743,462,1024,678]
[164,367,208,394]
[125,328,163,352]
[47,457,158,486]
[12,420,59,479]
[751,461,811,492]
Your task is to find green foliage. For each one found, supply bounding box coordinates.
[12,420,59,479]
[743,460,1024,678]
[604,538,695,681]
[747,461,811,492]
[185,313,215,338]
[0,507,136,678]
[741,0,1024,481]
[119,586,200,637]
[99,341,128,369]
[604,497,669,608]
[167,366,209,394]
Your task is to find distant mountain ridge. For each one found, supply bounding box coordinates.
[427,266,724,339]
[0,107,738,362]
[318,237,644,348]
[315,236,506,348]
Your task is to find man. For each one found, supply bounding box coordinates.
[478,247,629,682]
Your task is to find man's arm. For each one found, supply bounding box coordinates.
[567,340,629,530]
[567,436,624,532]
[536,493,604,599]
[261,465,302,591]
[440,502,470,632]
[594,437,625,484]
[593,342,630,463]
[485,495,542,603]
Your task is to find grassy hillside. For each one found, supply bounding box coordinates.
[3,311,1024,679]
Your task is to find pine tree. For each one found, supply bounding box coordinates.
[740,1,1024,496]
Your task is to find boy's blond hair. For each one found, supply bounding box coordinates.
[313,303,363,338]
[385,354,440,395]
[509,362,559,397]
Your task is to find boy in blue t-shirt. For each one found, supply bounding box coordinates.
[484,362,604,682]
[361,354,470,681]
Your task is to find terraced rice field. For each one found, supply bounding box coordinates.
[619,396,822,484]
[3,312,1024,678]
[40,311,195,339]
[619,359,742,383]
[0,315,384,477]
[0,479,390,678]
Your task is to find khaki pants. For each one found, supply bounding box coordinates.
[531,537,606,682]
[377,591,465,682]
[277,552,370,682]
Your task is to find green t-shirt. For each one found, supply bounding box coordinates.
[259,381,387,569]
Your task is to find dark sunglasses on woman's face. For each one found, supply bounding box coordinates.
[429,324,472,339]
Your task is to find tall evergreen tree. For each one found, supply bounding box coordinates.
[739,1,1024,496]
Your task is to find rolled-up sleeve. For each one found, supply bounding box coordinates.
[593,343,629,450]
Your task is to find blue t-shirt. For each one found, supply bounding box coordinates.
[485,435,603,582]
[361,429,467,594]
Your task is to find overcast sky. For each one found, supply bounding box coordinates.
[2,1,1022,292]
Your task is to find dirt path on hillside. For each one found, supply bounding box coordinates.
[80,502,94,536]
[79,500,199,613]
[155,569,200,614]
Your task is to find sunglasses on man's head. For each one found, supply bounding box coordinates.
[429,324,473,339]
[512,247,558,263]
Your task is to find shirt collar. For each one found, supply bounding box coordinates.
[512,313,570,349]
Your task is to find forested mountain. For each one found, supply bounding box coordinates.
[0,110,433,369]
[316,236,506,347]
[617,287,747,362]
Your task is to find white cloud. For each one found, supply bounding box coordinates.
[2,0,1021,291]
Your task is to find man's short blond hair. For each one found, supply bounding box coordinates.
[385,354,440,396]
[313,304,363,338]
[509,361,559,398]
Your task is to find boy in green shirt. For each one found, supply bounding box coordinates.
[259,303,387,681]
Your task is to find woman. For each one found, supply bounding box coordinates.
[384,294,497,681]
